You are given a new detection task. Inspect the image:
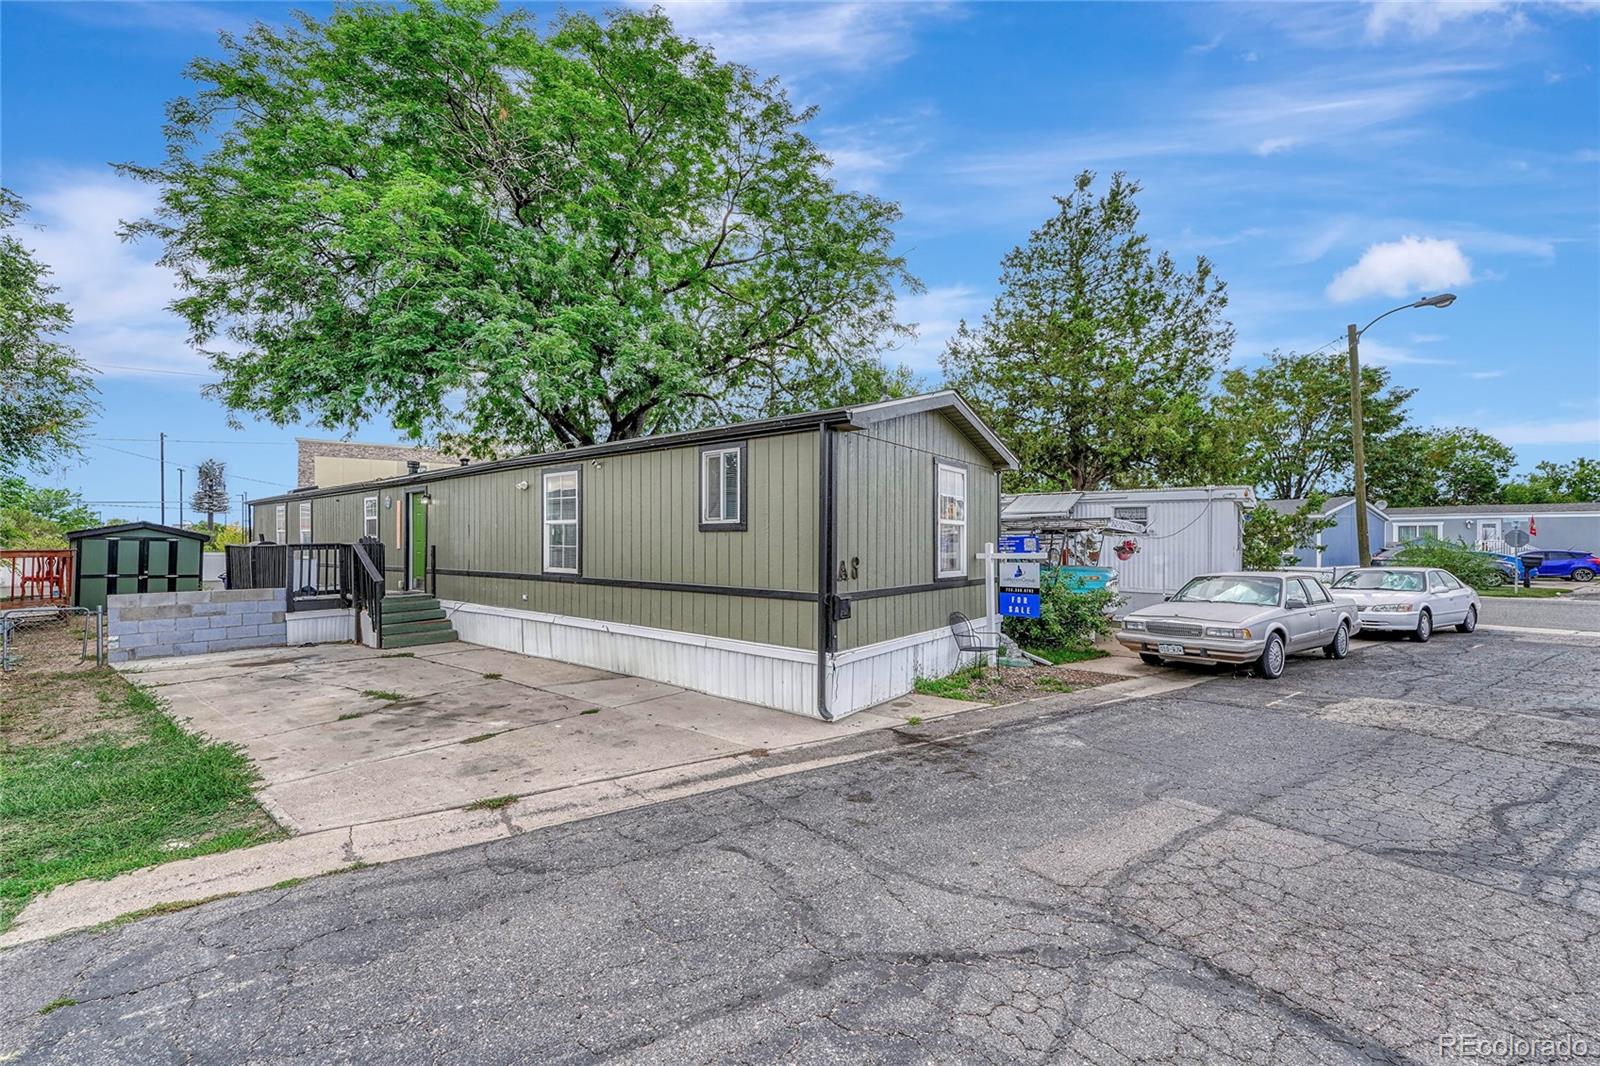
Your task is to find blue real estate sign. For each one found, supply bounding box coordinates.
[998,534,1040,554]
[998,591,1041,618]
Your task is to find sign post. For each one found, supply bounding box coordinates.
[977,540,1047,667]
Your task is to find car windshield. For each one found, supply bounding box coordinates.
[1333,570,1425,592]
[1172,576,1281,606]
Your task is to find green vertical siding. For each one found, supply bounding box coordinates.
[832,411,1001,651]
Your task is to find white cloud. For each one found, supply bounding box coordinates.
[1476,417,1600,446]
[1364,1,1516,40]
[888,284,988,374]
[18,173,208,382]
[644,2,945,75]
[1326,235,1473,303]
[1466,369,1505,379]
[1356,338,1452,366]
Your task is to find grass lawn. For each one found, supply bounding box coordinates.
[1479,586,1567,598]
[0,626,281,932]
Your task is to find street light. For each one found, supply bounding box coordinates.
[1347,292,1458,566]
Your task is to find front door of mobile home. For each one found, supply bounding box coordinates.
[405,492,428,591]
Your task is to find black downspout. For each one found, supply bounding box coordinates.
[816,422,837,721]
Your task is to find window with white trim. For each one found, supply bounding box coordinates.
[936,462,968,579]
[542,469,579,574]
[363,496,379,539]
[298,502,313,544]
[274,504,286,543]
[701,445,743,528]
[1395,522,1442,544]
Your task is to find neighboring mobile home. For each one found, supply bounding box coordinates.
[1002,486,1257,611]
[249,392,1017,720]
[1384,502,1600,556]
[1260,496,1391,568]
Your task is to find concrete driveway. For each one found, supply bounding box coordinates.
[119,642,968,834]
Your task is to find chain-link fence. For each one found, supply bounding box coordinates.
[0,607,103,675]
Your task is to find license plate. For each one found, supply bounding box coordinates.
[1157,643,1186,655]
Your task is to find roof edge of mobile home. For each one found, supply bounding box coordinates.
[247,391,1017,506]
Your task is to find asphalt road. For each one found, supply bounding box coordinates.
[4,618,1597,1064]
[1478,588,1600,633]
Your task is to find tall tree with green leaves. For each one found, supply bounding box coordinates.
[120,2,914,454]
[1364,426,1515,507]
[0,189,99,474]
[191,458,230,529]
[1499,458,1600,504]
[941,171,1232,490]
[1209,348,1413,500]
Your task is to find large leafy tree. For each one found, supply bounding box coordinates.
[942,171,1232,491]
[0,476,98,548]
[0,190,99,474]
[1364,426,1515,507]
[1500,457,1600,504]
[121,2,914,452]
[1210,348,1413,500]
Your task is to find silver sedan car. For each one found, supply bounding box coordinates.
[1327,567,1480,642]
[1116,572,1360,680]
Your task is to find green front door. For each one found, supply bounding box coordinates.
[407,493,428,590]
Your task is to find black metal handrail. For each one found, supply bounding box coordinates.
[352,538,386,648]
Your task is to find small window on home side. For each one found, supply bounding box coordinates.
[543,469,579,574]
[298,502,312,544]
[700,444,744,529]
[936,462,967,579]
[274,504,286,543]
[363,497,379,539]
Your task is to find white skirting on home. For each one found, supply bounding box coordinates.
[286,607,355,646]
[826,615,998,719]
[438,600,991,720]
[440,600,818,716]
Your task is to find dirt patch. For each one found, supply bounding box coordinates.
[1,619,131,750]
[915,662,1116,705]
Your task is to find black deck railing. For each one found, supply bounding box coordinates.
[226,541,379,614]
[351,539,386,648]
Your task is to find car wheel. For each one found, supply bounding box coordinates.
[1255,632,1286,679]
[1456,605,1477,633]
[1323,623,1350,660]
[1138,653,1164,667]
[1574,568,1596,583]
[1483,570,1507,587]
[1412,609,1432,643]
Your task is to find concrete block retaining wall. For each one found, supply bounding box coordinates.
[107,588,288,663]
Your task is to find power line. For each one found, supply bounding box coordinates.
[86,442,291,489]
[88,436,296,446]
[93,363,211,377]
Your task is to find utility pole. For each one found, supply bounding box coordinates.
[1348,323,1370,567]
[179,467,186,529]
[159,431,167,525]
[241,493,250,538]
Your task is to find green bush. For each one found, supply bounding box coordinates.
[1391,536,1501,589]
[1001,576,1120,650]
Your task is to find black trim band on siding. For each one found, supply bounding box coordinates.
[843,577,986,602]
[429,567,815,602]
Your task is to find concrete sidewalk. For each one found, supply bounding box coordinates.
[0,642,1188,947]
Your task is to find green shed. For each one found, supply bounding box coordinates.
[66,522,209,612]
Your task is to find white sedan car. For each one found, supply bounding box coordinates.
[1327,567,1480,642]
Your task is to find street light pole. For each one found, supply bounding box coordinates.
[1348,293,1457,566]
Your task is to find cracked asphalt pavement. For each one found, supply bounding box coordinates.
[3,609,1597,1064]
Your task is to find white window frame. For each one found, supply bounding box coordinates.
[363,496,379,539]
[935,461,968,580]
[699,443,746,530]
[274,504,287,544]
[1395,522,1443,543]
[542,468,580,575]
[298,502,313,544]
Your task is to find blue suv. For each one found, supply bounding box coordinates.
[1522,549,1600,583]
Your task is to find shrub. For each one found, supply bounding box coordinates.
[1001,575,1120,650]
[1391,536,1500,589]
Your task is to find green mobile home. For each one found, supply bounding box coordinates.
[249,392,1017,719]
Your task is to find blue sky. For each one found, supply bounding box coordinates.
[4,0,1597,524]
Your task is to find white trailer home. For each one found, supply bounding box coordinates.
[1002,486,1257,611]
